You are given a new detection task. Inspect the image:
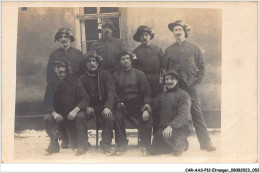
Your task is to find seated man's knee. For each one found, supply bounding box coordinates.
[113,109,125,120]
[75,111,86,121]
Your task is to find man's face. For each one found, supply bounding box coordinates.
[172,26,185,40]
[86,57,99,71]
[165,74,178,89]
[54,64,67,79]
[102,24,113,39]
[58,33,71,48]
[119,54,132,69]
[140,32,151,45]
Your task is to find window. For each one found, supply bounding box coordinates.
[77,7,121,53]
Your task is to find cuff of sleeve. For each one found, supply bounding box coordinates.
[170,121,179,129]
[104,104,113,110]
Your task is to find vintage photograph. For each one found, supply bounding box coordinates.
[1,1,257,166]
[13,6,221,163]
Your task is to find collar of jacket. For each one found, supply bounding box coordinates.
[59,46,72,52]
[141,42,151,47]
[86,69,99,77]
[102,36,113,42]
[174,39,187,46]
[166,84,179,93]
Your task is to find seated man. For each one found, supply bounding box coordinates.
[150,70,192,156]
[43,60,89,156]
[80,51,116,155]
[113,50,152,156]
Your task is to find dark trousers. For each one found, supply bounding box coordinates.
[43,111,89,151]
[114,104,152,149]
[151,128,189,155]
[93,107,115,151]
[179,80,212,147]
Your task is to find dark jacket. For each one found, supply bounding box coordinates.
[113,67,152,105]
[151,85,193,132]
[133,43,163,97]
[163,40,205,86]
[46,47,85,82]
[80,69,116,110]
[44,75,89,118]
[90,37,125,73]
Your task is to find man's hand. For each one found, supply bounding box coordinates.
[68,107,80,120]
[52,111,63,122]
[102,108,112,118]
[142,110,150,121]
[163,126,173,139]
[86,107,94,115]
[143,104,152,113]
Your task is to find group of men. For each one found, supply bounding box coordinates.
[43,19,216,157]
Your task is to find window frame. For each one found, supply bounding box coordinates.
[76,7,121,54]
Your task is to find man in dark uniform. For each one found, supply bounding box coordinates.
[47,28,85,82]
[43,60,89,156]
[133,25,164,134]
[150,70,192,156]
[80,51,117,155]
[90,19,125,73]
[163,20,216,151]
[46,28,85,148]
[113,50,152,156]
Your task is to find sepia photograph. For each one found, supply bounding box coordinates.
[1,0,258,169]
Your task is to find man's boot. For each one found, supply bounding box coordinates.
[45,139,60,155]
[200,143,216,152]
[61,140,69,149]
[184,138,189,151]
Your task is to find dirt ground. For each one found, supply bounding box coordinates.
[14,129,221,163]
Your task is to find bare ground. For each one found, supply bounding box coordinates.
[14,129,221,163]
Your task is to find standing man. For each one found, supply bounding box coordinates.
[150,70,192,156]
[133,25,163,98]
[163,20,216,151]
[43,60,89,156]
[46,28,85,148]
[47,28,85,82]
[80,51,117,155]
[90,19,125,73]
[133,25,164,134]
[113,50,152,156]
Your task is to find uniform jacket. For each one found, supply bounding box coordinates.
[80,69,116,110]
[163,40,205,86]
[133,43,163,97]
[44,75,89,118]
[46,47,85,82]
[151,85,193,132]
[90,37,125,73]
[113,67,152,105]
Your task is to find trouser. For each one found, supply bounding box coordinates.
[146,75,163,135]
[43,111,89,151]
[150,128,189,155]
[179,80,212,148]
[93,107,115,151]
[114,103,152,149]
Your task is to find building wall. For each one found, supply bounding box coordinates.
[15,7,221,128]
[16,7,77,115]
